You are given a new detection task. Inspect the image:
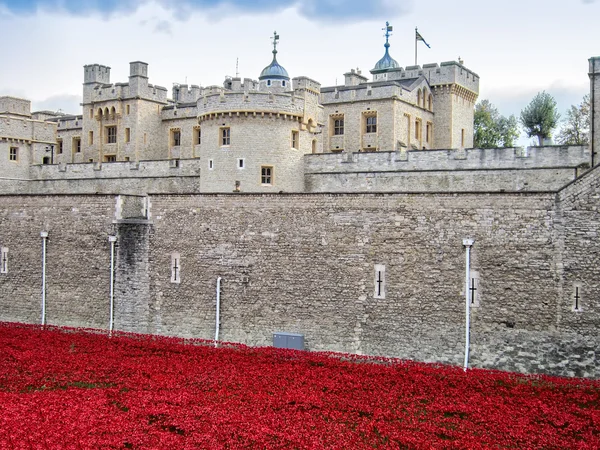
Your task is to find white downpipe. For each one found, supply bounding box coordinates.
[215,276,222,347]
[463,239,474,371]
[40,231,48,326]
[108,236,117,335]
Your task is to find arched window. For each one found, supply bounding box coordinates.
[111,106,116,116]
[312,139,317,154]
[97,108,103,118]
[104,107,109,117]
[417,89,421,107]
[428,94,433,111]
[422,90,428,108]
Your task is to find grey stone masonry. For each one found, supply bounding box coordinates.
[304,145,590,193]
[2,174,600,377]
[590,57,600,166]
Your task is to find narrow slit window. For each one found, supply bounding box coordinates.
[573,284,582,311]
[171,253,181,284]
[0,248,8,274]
[374,264,385,299]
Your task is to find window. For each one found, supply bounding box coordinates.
[312,139,317,154]
[0,247,7,274]
[415,119,421,141]
[333,118,344,135]
[89,108,93,119]
[171,252,181,284]
[104,155,117,162]
[573,284,582,311]
[374,264,385,299]
[221,127,230,146]
[194,127,201,145]
[9,147,18,161]
[57,140,63,154]
[267,80,272,87]
[237,158,245,169]
[428,94,433,111]
[208,159,214,170]
[282,80,286,87]
[426,123,432,144]
[461,129,466,147]
[417,89,421,107]
[291,130,299,149]
[366,115,377,133]
[89,131,94,145]
[261,166,273,185]
[126,104,130,115]
[125,128,131,143]
[171,129,181,147]
[106,126,117,144]
[73,137,81,153]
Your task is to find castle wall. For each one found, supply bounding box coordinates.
[304,145,589,193]
[160,105,200,160]
[0,190,598,377]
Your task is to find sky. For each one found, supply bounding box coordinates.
[0,0,598,144]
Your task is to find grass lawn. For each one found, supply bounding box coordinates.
[0,322,598,449]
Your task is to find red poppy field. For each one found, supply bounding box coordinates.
[0,322,598,449]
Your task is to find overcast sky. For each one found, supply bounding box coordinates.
[0,0,598,144]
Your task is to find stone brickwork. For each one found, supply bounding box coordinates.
[1,180,599,377]
[304,145,590,193]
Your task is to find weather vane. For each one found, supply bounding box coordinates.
[271,31,280,55]
[383,21,393,47]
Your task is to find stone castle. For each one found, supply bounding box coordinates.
[1,25,600,378]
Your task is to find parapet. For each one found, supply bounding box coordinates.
[197,90,305,118]
[0,96,31,118]
[590,56,600,73]
[173,84,201,103]
[130,61,149,78]
[293,76,321,93]
[343,69,368,87]
[84,64,111,85]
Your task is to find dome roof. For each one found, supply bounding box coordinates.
[371,45,400,73]
[259,52,290,80]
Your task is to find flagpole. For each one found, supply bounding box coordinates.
[415,27,418,65]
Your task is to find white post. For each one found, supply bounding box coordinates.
[462,238,474,371]
[108,235,117,335]
[215,276,222,347]
[40,231,49,326]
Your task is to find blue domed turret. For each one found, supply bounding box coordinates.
[259,31,290,85]
[371,22,400,74]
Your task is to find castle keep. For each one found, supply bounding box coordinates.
[1,26,600,378]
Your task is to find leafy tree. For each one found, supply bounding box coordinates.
[556,95,590,145]
[520,91,560,146]
[474,100,520,148]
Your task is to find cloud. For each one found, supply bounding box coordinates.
[31,94,82,115]
[582,0,596,3]
[153,19,173,35]
[0,0,411,21]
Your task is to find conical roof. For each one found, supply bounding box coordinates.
[259,53,290,80]
[372,43,400,73]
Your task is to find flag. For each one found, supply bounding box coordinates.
[387,25,393,32]
[416,30,431,48]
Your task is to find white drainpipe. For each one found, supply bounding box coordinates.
[40,231,49,326]
[215,276,222,347]
[108,235,117,334]
[463,239,474,371]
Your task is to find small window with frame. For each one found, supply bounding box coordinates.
[9,147,18,161]
[261,166,273,185]
[221,127,230,146]
[365,115,377,133]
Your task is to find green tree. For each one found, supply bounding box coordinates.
[520,91,560,146]
[474,100,520,148]
[556,95,590,145]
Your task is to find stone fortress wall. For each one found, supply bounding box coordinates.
[1,162,599,377]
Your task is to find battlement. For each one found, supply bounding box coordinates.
[54,115,83,131]
[173,84,201,103]
[370,61,479,94]
[84,64,111,85]
[320,83,404,104]
[292,76,321,93]
[197,90,305,118]
[223,77,259,93]
[0,96,31,118]
[304,145,589,193]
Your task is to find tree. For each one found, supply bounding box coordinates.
[474,100,520,148]
[520,91,560,146]
[556,95,590,145]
